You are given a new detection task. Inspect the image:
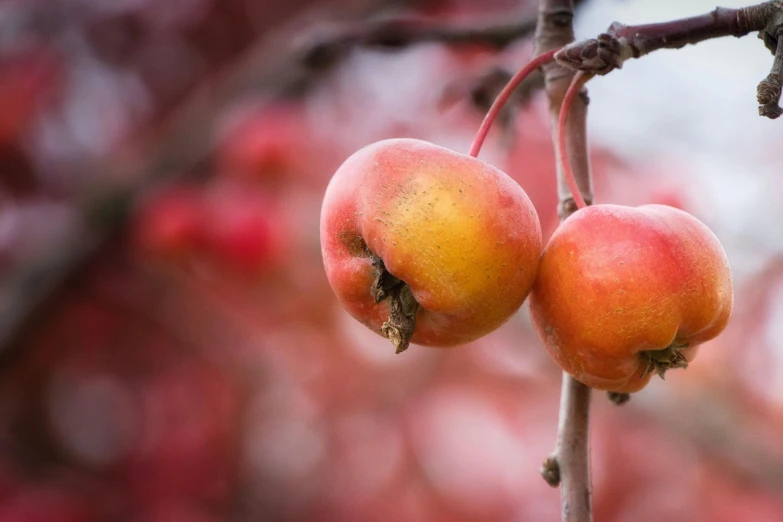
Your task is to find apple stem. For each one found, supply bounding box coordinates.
[468,48,560,158]
[557,70,593,211]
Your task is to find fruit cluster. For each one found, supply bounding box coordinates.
[320,91,734,393]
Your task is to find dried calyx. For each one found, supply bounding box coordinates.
[370,253,420,353]
[640,341,690,379]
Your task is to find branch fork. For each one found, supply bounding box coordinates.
[555,31,628,76]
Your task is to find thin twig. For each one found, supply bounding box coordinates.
[556,2,780,74]
[299,14,539,68]
[534,1,594,521]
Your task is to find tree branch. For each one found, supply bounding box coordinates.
[554,1,783,118]
[556,2,777,72]
[299,14,539,68]
[533,1,593,521]
[298,0,596,69]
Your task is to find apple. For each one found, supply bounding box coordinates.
[133,185,203,262]
[529,204,734,392]
[200,182,286,275]
[215,101,305,184]
[320,138,541,351]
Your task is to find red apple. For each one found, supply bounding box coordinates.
[529,204,734,392]
[133,185,203,261]
[215,101,305,184]
[200,183,286,274]
[320,138,541,349]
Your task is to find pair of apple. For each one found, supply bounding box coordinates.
[320,139,733,393]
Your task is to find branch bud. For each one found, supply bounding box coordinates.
[554,33,624,75]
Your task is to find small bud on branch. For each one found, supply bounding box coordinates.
[758,25,783,117]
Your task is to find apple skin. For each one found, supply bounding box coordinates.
[529,204,734,393]
[320,138,542,346]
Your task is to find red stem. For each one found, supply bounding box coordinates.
[557,71,592,210]
[469,48,560,157]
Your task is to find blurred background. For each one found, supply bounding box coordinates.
[0,0,782,520]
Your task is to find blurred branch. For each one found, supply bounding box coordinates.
[554,1,783,119]
[533,0,594,521]
[298,13,539,69]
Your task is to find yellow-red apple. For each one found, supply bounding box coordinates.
[529,204,734,392]
[320,138,542,351]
